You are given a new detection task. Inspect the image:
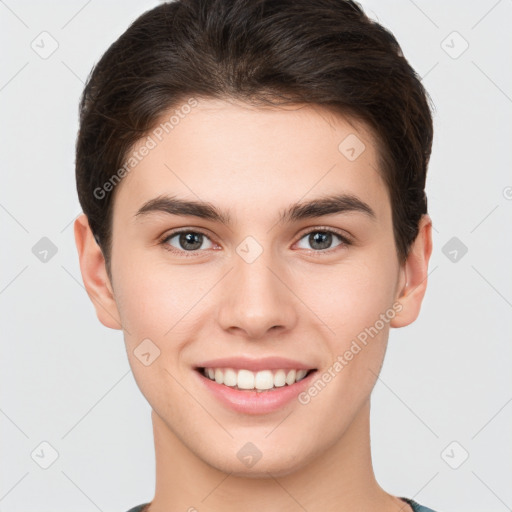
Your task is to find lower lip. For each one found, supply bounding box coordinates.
[194,369,317,415]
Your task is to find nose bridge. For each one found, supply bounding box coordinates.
[217,235,297,338]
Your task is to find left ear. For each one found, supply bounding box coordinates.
[390,214,433,328]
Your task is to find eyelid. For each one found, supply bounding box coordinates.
[295,225,353,244]
[161,227,212,240]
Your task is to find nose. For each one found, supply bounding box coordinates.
[216,244,298,340]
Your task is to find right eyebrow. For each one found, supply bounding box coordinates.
[134,195,232,224]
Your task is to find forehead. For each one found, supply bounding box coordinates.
[112,98,390,224]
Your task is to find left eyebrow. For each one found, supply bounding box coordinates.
[281,193,376,223]
[134,193,376,225]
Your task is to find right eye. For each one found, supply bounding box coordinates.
[160,230,216,256]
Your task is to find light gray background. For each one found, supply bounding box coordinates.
[1,1,511,511]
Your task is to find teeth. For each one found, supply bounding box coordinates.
[254,370,273,390]
[274,369,287,387]
[223,368,237,387]
[238,369,255,390]
[214,369,224,385]
[201,367,312,390]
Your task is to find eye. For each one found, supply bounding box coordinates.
[295,228,351,253]
[160,230,215,256]
[159,227,351,258]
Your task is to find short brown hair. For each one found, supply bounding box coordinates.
[75,0,434,278]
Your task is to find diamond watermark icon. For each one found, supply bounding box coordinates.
[31,441,59,469]
[32,237,58,263]
[441,440,469,469]
[441,31,469,59]
[338,133,366,161]
[237,442,263,468]
[30,31,59,59]
[134,338,161,366]
[442,236,468,263]
[236,236,263,264]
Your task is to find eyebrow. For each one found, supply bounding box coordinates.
[134,193,376,225]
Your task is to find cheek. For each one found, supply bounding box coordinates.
[112,262,214,384]
[312,259,398,341]
[307,256,398,403]
[112,266,199,411]
[113,261,200,338]
[298,267,395,424]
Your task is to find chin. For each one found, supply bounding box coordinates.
[206,447,310,479]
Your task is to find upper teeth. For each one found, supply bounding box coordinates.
[202,368,310,390]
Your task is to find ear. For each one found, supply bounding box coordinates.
[73,213,123,330]
[390,214,433,328]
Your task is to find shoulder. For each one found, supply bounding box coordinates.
[124,504,150,512]
[400,497,441,512]
[128,499,442,512]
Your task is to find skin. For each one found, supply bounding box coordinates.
[74,98,432,512]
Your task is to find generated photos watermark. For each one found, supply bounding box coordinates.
[93,97,199,200]
[298,301,403,405]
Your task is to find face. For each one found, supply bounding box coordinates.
[78,98,429,477]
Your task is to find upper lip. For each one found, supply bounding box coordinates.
[195,356,317,372]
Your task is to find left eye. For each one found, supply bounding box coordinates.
[296,230,348,252]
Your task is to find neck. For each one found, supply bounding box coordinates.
[146,399,405,512]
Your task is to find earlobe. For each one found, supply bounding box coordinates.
[390,214,433,328]
[73,213,123,330]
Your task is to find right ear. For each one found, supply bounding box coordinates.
[73,213,123,330]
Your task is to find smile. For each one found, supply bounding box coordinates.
[198,367,315,391]
[194,366,318,415]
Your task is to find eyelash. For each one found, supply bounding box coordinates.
[158,227,352,258]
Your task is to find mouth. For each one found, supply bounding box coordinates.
[193,365,319,415]
[195,366,318,392]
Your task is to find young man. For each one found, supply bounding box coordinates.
[74,1,437,511]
